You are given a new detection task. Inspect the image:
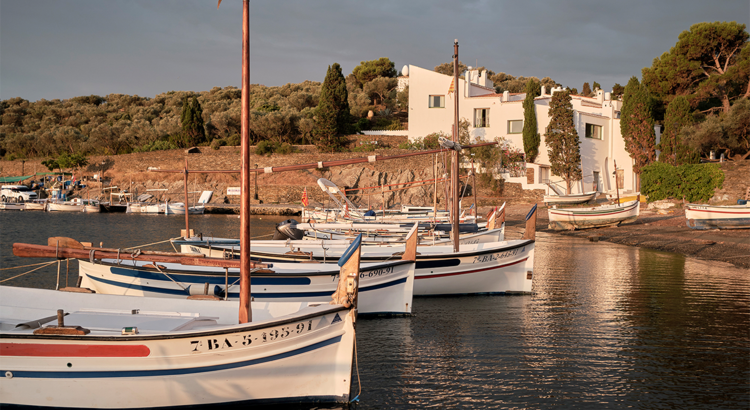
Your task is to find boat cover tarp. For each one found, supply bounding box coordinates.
[0,175,34,183]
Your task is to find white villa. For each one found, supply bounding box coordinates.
[396,64,637,195]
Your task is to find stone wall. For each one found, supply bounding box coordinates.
[0,146,545,207]
[710,161,750,204]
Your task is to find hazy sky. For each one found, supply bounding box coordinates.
[1,0,748,102]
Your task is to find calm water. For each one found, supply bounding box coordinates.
[1,212,749,409]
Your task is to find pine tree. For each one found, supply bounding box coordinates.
[621,77,656,174]
[545,90,582,193]
[314,63,351,152]
[582,82,592,97]
[522,80,540,163]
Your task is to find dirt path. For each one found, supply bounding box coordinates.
[496,203,750,270]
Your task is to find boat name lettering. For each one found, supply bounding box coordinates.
[190,320,312,352]
[471,249,519,264]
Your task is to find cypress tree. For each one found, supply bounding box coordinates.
[314,63,351,152]
[545,90,582,193]
[621,77,656,174]
[522,80,540,163]
[662,95,697,165]
[582,82,592,97]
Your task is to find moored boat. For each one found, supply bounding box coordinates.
[685,203,750,230]
[548,198,640,230]
[47,198,84,212]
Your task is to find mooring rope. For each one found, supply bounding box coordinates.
[349,331,362,403]
[0,260,63,271]
[0,260,59,283]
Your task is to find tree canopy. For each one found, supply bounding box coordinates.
[522,80,541,163]
[621,77,657,174]
[314,63,351,152]
[642,21,749,115]
[545,90,582,193]
[352,58,397,88]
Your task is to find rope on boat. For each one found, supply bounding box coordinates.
[350,331,361,403]
[0,260,64,271]
[123,237,182,251]
[0,260,59,283]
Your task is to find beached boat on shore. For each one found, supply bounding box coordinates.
[548,198,640,230]
[543,191,597,205]
[685,203,750,230]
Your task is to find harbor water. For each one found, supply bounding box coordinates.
[1,211,748,409]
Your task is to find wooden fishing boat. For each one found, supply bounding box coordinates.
[0,202,25,211]
[0,284,357,408]
[685,203,750,230]
[543,191,597,205]
[23,199,48,211]
[547,198,640,230]
[82,199,101,213]
[178,205,537,296]
[47,198,84,212]
[77,226,418,315]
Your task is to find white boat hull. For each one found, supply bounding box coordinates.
[548,200,640,230]
[0,286,355,408]
[685,203,750,230]
[78,258,415,315]
[0,203,25,211]
[47,202,83,212]
[181,240,535,296]
[543,191,597,205]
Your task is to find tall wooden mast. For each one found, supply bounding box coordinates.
[451,40,460,252]
[239,0,252,323]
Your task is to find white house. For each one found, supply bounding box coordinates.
[402,64,636,195]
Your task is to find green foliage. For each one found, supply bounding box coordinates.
[680,97,750,160]
[352,58,397,88]
[641,162,724,202]
[133,140,178,153]
[621,77,656,173]
[582,82,592,97]
[661,96,694,165]
[398,134,442,150]
[254,140,294,156]
[434,61,468,76]
[210,138,226,150]
[179,96,206,148]
[612,83,625,100]
[522,80,540,162]
[41,158,59,172]
[350,141,380,152]
[642,21,749,115]
[545,90,582,193]
[313,63,351,152]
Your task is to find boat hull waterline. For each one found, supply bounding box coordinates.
[0,286,355,408]
[78,258,415,315]
[181,240,535,296]
[685,204,750,230]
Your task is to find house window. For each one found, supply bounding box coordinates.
[429,95,445,108]
[474,108,489,128]
[585,123,602,140]
[508,120,523,134]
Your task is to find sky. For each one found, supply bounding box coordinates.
[1,0,749,102]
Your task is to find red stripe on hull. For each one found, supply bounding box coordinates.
[416,258,528,280]
[0,343,151,357]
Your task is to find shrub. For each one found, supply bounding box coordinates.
[641,162,724,202]
[210,138,226,150]
[276,142,293,155]
[255,140,278,156]
[351,141,380,152]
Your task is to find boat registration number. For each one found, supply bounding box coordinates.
[471,248,520,264]
[189,320,312,353]
[332,265,394,282]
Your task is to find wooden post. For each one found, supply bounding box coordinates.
[238,0,252,324]
[183,158,190,239]
[433,154,438,221]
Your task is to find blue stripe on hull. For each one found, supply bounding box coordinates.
[3,335,342,379]
[86,273,407,299]
[110,267,311,285]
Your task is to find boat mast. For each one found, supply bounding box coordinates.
[239,0,252,324]
[451,40,460,252]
